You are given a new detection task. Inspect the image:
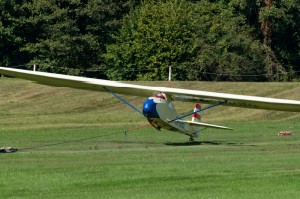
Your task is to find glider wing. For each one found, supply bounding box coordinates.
[1,67,300,112]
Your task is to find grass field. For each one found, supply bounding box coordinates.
[1,78,300,198]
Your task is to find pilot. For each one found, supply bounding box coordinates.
[155,92,167,100]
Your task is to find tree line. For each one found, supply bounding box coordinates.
[1,0,299,81]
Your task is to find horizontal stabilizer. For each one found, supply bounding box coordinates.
[177,120,233,130]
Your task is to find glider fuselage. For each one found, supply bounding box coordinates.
[142,94,199,137]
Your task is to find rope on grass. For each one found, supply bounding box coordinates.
[18,131,124,151]
[18,124,152,152]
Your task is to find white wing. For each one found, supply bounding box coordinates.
[1,67,300,112]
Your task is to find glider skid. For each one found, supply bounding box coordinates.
[147,118,161,131]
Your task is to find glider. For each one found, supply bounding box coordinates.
[1,67,300,141]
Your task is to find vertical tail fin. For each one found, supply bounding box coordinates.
[192,103,201,122]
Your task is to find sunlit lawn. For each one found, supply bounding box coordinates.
[1,78,300,198]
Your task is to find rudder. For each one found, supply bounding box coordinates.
[192,103,201,122]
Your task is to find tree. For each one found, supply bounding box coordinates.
[106,0,273,81]
[193,1,271,81]
[259,0,300,80]
[228,0,300,80]
[0,0,33,67]
[105,0,198,80]
[21,0,140,77]
[1,0,299,81]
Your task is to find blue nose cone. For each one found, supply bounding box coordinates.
[143,99,159,118]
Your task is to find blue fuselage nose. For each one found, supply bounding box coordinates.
[143,98,159,118]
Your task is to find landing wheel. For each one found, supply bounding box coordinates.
[189,137,194,142]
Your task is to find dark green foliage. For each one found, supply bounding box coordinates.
[105,0,198,80]
[192,1,269,81]
[0,0,299,81]
[106,0,273,81]
[228,0,300,80]
[259,0,300,73]
[0,0,33,66]
[20,0,140,77]
[1,0,141,77]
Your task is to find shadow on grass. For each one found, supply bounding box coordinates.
[164,141,255,147]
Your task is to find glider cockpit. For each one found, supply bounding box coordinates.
[143,92,178,131]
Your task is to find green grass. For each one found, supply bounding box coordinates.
[1,78,300,198]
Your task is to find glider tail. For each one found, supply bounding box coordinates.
[192,103,201,122]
